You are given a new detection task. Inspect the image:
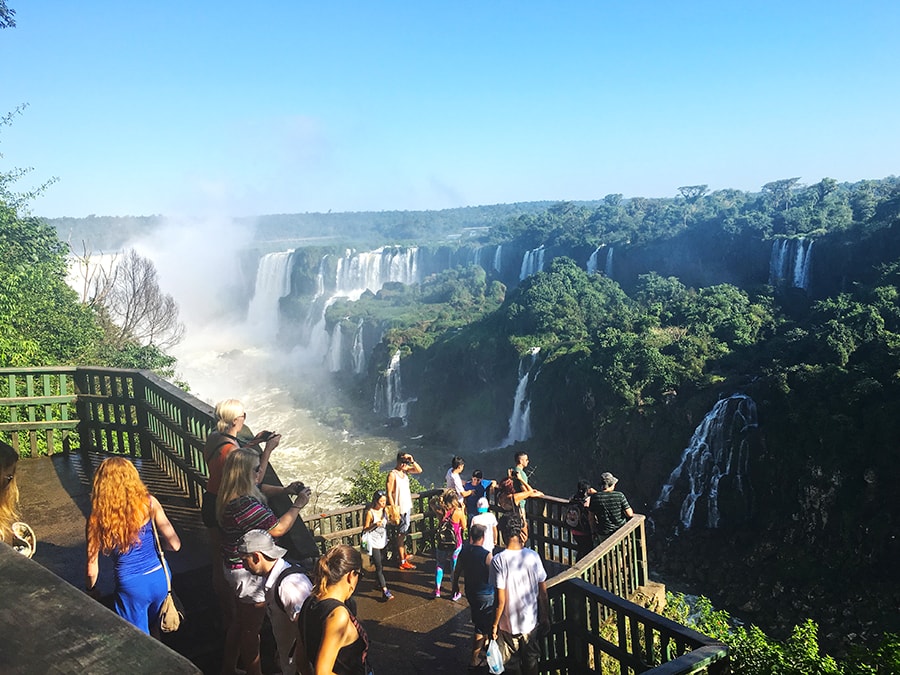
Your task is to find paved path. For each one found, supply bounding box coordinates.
[17,453,476,674]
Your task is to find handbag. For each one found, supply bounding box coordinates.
[11,521,36,558]
[151,518,184,632]
[360,530,372,554]
[384,504,402,526]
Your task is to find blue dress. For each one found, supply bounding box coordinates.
[111,520,169,633]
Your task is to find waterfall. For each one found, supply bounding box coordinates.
[501,348,541,447]
[246,249,294,341]
[327,323,342,373]
[768,238,813,290]
[374,350,415,423]
[493,245,503,273]
[350,319,367,375]
[472,247,483,269]
[605,246,614,278]
[519,245,545,281]
[586,246,602,274]
[305,247,421,368]
[654,394,758,530]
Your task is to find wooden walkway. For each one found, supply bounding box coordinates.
[17,454,475,674]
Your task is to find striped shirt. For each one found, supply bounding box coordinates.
[221,495,278,568]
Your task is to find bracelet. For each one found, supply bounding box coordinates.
[289,503,302,511]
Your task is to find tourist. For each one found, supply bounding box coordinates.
[0,441,20,547]
[386,451,422,570]
[201,399,285,629]
[362,489,394,601]
[85,457,182,635]
[217,447,312,675]
[568,479,598,559]
[451,524,495,672]
[590,472,634,539]
[445,455,473,504]
[510,452,543,535]
[490,513,549,675]
[237,529,313,675]
[462,469,496,527]
[296,544,373,675]
[429,488,465,599]
[470,497,499,553]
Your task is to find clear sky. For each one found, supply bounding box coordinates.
[2,1,898,218]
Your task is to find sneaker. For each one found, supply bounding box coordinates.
[433,588,441,598]
[399,560,416,570]
[451,592,462,602]
[383,590,394,601]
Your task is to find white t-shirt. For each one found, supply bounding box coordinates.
[490,548,547,635]
[471,511,498,551]
[445,468,464,495]
[264,558,314,675]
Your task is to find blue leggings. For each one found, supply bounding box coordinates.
[115,564,168,634]
[435,545,462,590]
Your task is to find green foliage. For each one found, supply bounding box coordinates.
[337,459,426,507]
[663,594,900,674]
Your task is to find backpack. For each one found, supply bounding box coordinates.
[497,476,516,512]
[565,498,593,532]
[435,513,458,551]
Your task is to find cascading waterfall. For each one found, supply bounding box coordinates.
[501,347,541,447]
[654,394,758,530]
[246,249,294,341]
[493,245,503,273]
[350,319,367,375]
[373,350,415,422]
[327,322,342,372]
[605,246,614,278]
[586,246,603,274]
[519,245,545,281]
[306,247,421,367]
[768,238,813,290]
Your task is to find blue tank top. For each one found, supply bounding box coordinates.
[113,521,161,577]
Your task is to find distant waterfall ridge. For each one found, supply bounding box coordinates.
[493,244,503,273]
[519,245,545,281]
[350,319,367,375]
[768,238,813,290]
[502,348,541,446]
[654,394,758,530]
[307,247,420,368]
[246,249,295,341]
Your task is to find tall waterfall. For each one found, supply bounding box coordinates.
[654,394,758,530]
[350,319,367,375]
[327,322,342,372]
[374,350,415,422]
[605,246,614,278]
[519,245,545,281]
[501,348,541,447]
[586,246,602,274]
[768,238,813,290]
[246,249,294,341]
[493,244,503,273]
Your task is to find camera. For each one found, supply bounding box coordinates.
[403,456,414,466]
[259,430,275,441]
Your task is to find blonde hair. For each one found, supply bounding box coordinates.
[0,442,20,545]
[86,457,151,557]
[429,488,460,517]
[215,399,244,433]
[216,447,265,524]
[313,544,361,597]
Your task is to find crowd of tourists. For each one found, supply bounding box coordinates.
[0,397,635,674]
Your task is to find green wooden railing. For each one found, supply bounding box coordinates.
[0,366,728,674]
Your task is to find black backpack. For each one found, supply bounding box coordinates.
[564,499,592,532]
[435,513,458,551]
[272,563,310,612]
[497,476,517,512]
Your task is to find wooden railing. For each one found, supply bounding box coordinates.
[1,366,728,674]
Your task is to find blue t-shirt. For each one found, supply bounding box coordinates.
[463,479,492,514]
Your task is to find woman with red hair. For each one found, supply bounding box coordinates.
[86,457,181,634]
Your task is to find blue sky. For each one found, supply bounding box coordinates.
[2,1,898,218]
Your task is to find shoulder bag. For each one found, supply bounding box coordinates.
[150,517,184,632]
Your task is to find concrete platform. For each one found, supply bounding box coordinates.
[15,453,478,674]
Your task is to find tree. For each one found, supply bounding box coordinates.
[0,1,15,29]
[93,248,185,350]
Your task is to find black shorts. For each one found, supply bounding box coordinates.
[468,592,495,635]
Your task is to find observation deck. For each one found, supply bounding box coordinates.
[1,367,729,674]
